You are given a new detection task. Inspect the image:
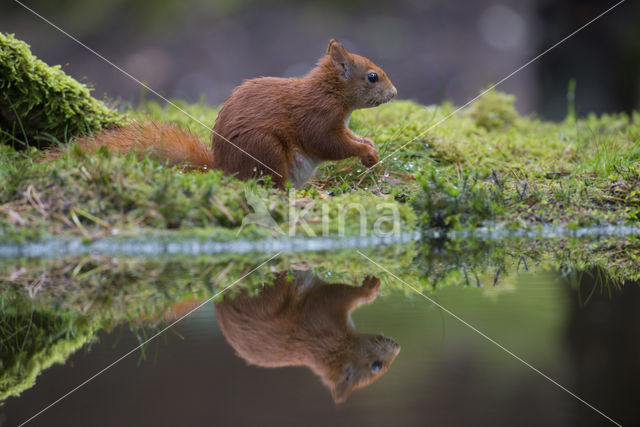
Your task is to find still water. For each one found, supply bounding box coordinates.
[0,240,638,426]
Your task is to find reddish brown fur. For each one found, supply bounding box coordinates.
[136,298,205,325]
[48,121,214,171]
[214,271,400,403]
[57,40,396,188]
[211,39,397,187]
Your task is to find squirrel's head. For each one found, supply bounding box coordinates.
[329,333,400,403]
[326,39,397,109]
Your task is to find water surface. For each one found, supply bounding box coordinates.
[1,237,638,426]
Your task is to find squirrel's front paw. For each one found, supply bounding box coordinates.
[361,275,381,291]
[360,146,379,168]
[361,275,381,301]
[358,136,375,148]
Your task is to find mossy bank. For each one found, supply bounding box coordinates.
[1,32,639,245]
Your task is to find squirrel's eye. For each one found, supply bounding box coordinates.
[367,72,378,83]
[371,360,383,372]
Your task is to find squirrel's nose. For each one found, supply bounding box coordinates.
[390,86,397,99]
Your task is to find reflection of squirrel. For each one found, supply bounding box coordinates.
[62,40,396,188]
[214,271,400,403]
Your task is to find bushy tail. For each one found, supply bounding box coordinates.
[48,121,214,171]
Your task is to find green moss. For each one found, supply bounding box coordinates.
[467,87,519,130]
[1,32,639,245]
[0,141,416,242]
[412,170,505,230]
[334,97,639,230]
[0,33,128,148]
[0,308,97,401]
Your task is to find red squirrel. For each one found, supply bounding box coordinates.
[152,271,400,402]
[68,39,397,188]
[214,271,400,403]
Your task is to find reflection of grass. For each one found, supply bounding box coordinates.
[2,234,637,314]
[0,306,97,401]
[0,247,407,400]
[1,34,640,243]
[1,254,277,322]
[1,234,637,401]
[409,234,640,293]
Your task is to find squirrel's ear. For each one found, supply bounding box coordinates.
[327,39,352,79]
[331,363,354,403]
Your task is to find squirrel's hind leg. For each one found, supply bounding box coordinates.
[213,133,290,188]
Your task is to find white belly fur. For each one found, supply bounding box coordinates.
[289,112,349,188]
[290,151,320,188]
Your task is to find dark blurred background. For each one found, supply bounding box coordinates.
[2,0,639,120]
